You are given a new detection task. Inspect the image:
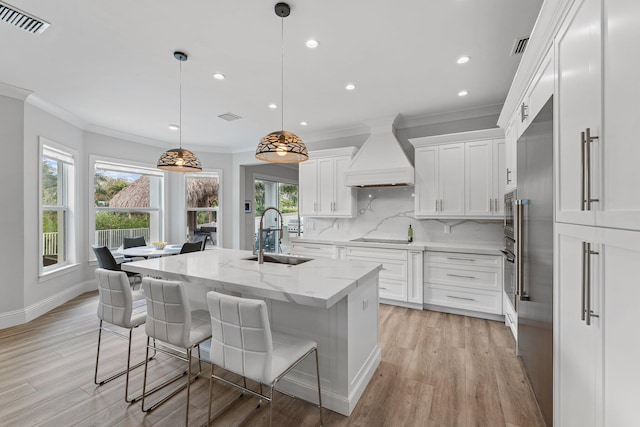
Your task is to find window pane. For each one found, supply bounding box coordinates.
[95,169,162,208]
[42,210,65,266]
[42,157,60,206]
[186,176,219,208]
[279,183,298,214]
[95,211,150,250]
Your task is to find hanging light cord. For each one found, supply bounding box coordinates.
[179,58,183,150]
[281,14,284,132]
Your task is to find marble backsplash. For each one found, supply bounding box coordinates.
[303,187,504,244]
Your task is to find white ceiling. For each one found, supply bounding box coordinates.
[0,0,543,153]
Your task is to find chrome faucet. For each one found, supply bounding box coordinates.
[258,206,284,264]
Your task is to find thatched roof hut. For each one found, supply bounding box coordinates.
[109,175,219,208]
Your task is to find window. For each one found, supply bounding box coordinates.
[185,173,219,247]
[254,177,299,254]
[40,140,75,272]
[92,160,164,251]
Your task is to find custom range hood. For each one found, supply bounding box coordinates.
[344,114,414,187]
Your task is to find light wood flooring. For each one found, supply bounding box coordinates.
[0,292,545,426]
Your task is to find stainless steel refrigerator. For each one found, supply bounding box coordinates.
[516,97,554,426]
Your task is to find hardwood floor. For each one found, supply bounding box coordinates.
[0,293,545,426]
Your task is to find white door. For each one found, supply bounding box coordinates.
[317,158,335,216]
[598,0,640,231]
[555,0,601,226]
[298,160,318,216]
[415,147,439,216]
[438,143,465,216]
[555,223,601,427]
[493,139,506,216]
[465,140,493,216]
[599,226,640,426]
[332,157,354,216]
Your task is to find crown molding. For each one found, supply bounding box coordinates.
[398,104,503,129]
[0,81,32,101]
[26,95,88,129]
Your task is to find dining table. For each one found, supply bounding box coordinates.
[119,244,182,258]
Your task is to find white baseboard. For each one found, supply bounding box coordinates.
[0,280,95,330]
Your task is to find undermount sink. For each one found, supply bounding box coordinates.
[244,254,313,265]
[349,238,410,244]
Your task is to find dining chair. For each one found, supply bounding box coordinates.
[180,240,205,254]
[92,245,142,286]
[123,236,147,249]
[205,291,323,426]
[94,268,151,402]
[140,277,212,426]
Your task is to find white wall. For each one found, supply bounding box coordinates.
[0,94,26,316]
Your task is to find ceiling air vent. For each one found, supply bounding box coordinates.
[0,1,50,34]
[511,36,529,56]
[218,112,242,122]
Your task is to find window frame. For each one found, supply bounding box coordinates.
[39,137,76,276]
[184,170,222,247]
[89,155,165,257]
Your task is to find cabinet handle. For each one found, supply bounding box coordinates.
[585,128,599,210]
[314,202,318,212]
[495,198,499,212]
[585,243,600,326]
[581,241,588,321]
[506,168,512,184]
[446,257,474,262]
[380,287,388,291]
[447,295,475,301]
[506,313,513,323]
[521,102,528,122]
[581,131,587,211]
[447,273,476,279]
[489,198,493,212]
[440,199,444,212]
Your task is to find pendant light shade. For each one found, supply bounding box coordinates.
[256,3,308,164]
[157,51,202,172]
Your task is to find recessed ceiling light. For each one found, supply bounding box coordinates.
[458,90,469,97]
[457,56,471,64]
[300,121,308,126]
[168,124,180,131]
[269,103,278,109]
[306,39,319,49]
[212,73,225,80]
[345,83,356,91]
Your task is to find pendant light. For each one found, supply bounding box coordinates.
[157,51,203,172]
[255,3,308,163]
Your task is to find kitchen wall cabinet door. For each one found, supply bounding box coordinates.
[299,160,318,216]
[597,0,640,231]
[465,139,505,217]
[555,0,601,226]
[298,148,357,218]
[555,223,601,427]
[504,119,517,192]
[438,143,465,216]
[414,146,439,216]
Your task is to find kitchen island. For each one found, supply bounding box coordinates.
[121,248,381,416]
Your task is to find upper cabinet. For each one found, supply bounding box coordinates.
[299,147,357,218]
[555,0,602,226]
[554,0,640,231]
[410,128,505,219]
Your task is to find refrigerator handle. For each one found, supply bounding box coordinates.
[517,199,530,301]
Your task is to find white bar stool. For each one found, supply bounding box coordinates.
[205,290,323,426]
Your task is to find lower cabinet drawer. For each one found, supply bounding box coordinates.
[424,284,502,314]
[425,264,500,291]
[379,279,407,302]
[291,243,335,259]
[347,256,407,281]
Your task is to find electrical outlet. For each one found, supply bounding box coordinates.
[444,225,451,234]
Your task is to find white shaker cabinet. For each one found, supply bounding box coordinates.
[465,139,505,217]
[504,119,517,192]
[555,0,601,226]
[555,224,601,427]
[598,0,640,231]
[413,143,464,217]
[299,147,357,218]
[555,222,640,427]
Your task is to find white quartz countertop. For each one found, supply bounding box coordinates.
[121,248,381,309]
[291,237,503,255]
